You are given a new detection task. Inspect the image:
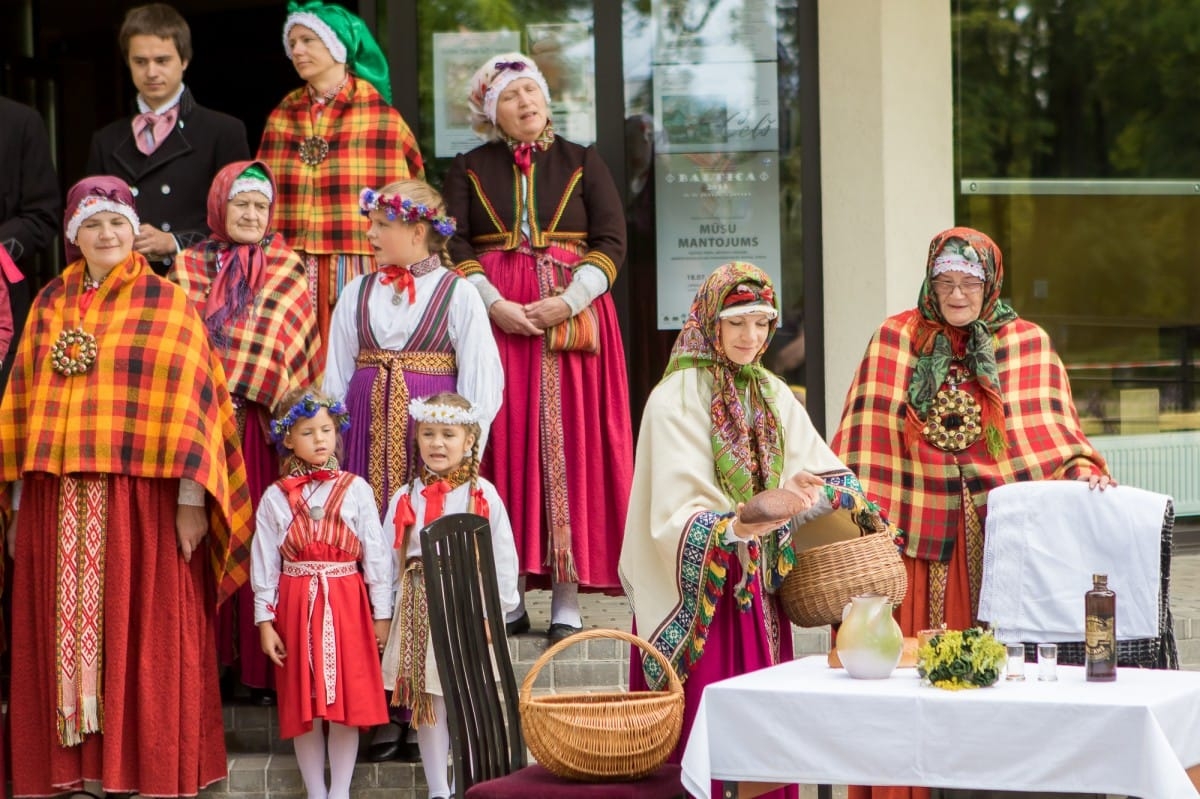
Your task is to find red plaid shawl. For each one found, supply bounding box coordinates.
[832,309,1106,561]
[171,234,320,412]
[257,77,424,255]
[0,254,254,602]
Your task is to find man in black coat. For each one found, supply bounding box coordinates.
[0,95,60,394]
[86,3,249,273]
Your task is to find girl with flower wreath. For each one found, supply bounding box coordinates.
[620,262,894,799]
[379,391,519,799]
[251,387,393,799]
[323,180,501,760]
[323,179,501,516]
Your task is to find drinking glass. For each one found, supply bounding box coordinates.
[1037,643,1058,681]
[1005,643,1026,681]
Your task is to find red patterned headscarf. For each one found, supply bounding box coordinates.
[663,261,782,505]
[202,160,277,348]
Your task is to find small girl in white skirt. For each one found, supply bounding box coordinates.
[381,391,520,799]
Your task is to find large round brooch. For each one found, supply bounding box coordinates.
[50,328,99,376]
[922,387,982,452]
[298,135,330,166]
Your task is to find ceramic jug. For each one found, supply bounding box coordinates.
[836,593,903,679]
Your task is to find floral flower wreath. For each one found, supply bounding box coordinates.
[359,188,457,237]
[409,397,480,426]
[270,393,351,444]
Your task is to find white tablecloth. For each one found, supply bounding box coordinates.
[682,656,1200,799]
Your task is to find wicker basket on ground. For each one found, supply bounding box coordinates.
[519,628,684,781]
[780,533,908,627]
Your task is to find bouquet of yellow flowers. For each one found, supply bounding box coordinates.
[916,627,1006,690]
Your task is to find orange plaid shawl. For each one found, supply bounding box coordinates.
[832,310,1107,562]
[0,253,253,602]
[258,76,425,255]
[171,234,320,412]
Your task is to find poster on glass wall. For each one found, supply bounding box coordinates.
[432,30,521,158]
[654,151,782,328]
[652,0,777,64]
[653,61,779,154]
[525,22,597,146]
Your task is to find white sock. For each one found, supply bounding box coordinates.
[505,576,527,623]
[417,696,452,798]
[550,579,582,627]
[326,722,360,799]
[291,725,329,799]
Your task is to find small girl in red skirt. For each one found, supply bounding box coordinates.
[252,387,394,799]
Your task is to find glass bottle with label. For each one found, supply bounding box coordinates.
[1085,573,1117,681]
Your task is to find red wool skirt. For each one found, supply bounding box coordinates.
[10,472,226,797]
[274,542,388,739]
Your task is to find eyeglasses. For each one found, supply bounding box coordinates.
[931,279,985,297]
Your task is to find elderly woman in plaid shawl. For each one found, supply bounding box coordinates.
[620,262,893,799]
[0,175,253,797]
[258,1,424,363]
[833,227,1111,799]
[169,159,321,706]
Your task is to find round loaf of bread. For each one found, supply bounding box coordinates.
[738,488,807,525]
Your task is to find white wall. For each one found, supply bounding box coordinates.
[818,0,955,434]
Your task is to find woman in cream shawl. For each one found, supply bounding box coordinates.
[620,262,892,799]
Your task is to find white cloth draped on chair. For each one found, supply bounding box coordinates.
[978,480,1168,643]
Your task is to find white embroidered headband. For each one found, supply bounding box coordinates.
[228,178,274,203]
[283,12,348,63]
[410,397,480,426]
[932,243,985,281]
[65,195,140,244]
[483,57,552,125]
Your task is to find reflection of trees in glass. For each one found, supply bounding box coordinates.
[956,0,1200,180]
[414,0,593,185]
[955,0,1200,419]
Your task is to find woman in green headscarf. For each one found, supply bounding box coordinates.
[833,227,1110,799]
[620,262,891,799]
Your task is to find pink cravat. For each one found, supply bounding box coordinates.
[132,106,179,155]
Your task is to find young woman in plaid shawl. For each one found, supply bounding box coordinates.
[620,263,894,799]
[0,175,253,797]
[169,159,321,705]
[444,52,635,643]
[833,228,1111,799]
[258,1,424,363]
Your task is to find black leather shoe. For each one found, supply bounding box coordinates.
[249,688,276,706]
[399,740,421,762]
[547,622,583,645]
[366,739,402,762]
[505,611,531,636]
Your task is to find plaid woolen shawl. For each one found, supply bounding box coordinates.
[171,233,320,413]
[832,309,1106,562]
[257,76,425,255]
[0,253,254,602]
